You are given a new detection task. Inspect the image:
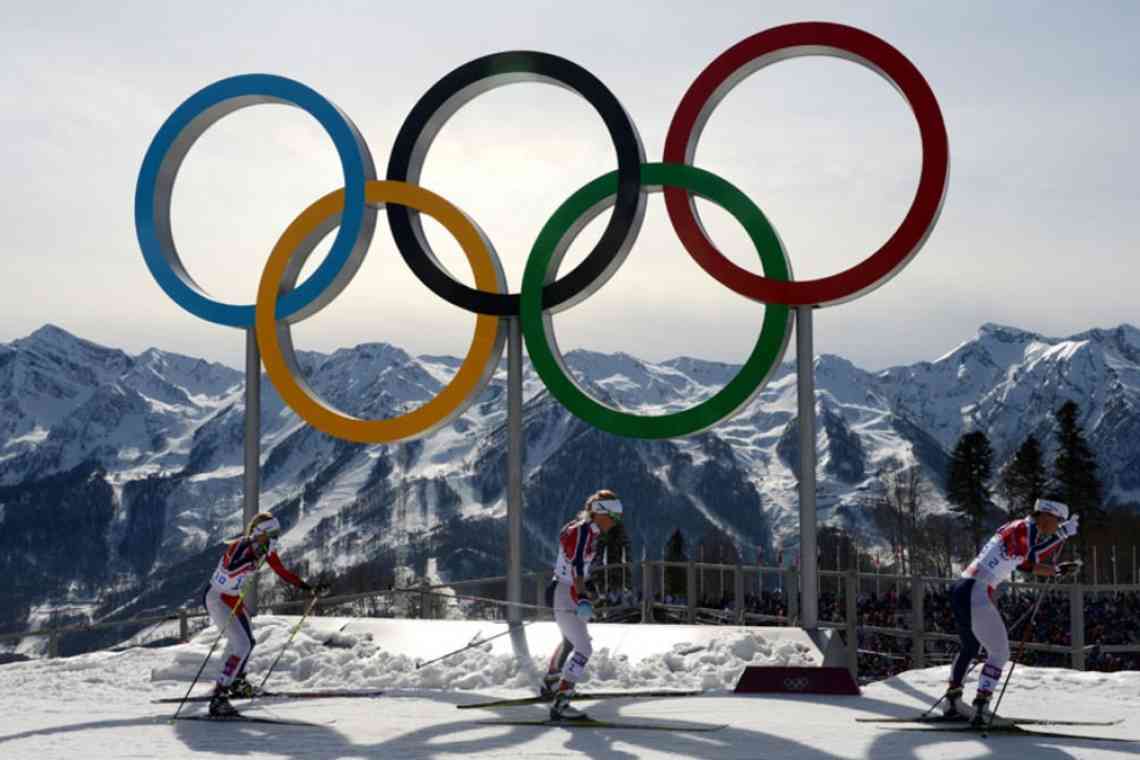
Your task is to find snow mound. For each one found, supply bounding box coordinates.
[149,618,816,693]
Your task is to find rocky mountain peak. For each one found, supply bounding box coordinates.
[1,321,1138,634]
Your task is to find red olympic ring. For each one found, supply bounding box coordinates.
[663,22,950,307]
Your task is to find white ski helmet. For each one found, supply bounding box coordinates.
[1033,498,1070,521]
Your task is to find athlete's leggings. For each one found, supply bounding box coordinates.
[950,578,1010,695]
[203,587,255,688]
[546,580,592,684]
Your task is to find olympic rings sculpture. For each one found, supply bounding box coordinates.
[135,22,948,444]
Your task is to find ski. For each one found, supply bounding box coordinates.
[894,725,1137,744]
[155,688,385,704]
[857,714,1122,727]
[473,717,725,732]
[457,689,703,710]
[174,714,330,728]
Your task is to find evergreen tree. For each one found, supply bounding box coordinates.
[598,519,632,591]
[1050,401,1104,554]
[663,528,687,598]
[946,431,994,551]
[696,528,739,604]
[999,434,1046,517]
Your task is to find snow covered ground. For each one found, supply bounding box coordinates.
[1,617,1138,758]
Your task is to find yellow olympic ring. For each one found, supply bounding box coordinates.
[255,181,507,443]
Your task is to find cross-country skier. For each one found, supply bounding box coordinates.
[540,489,624,721]
[203,512,318,717]
[943,498,1081,726]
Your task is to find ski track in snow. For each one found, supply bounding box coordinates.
[2,619,1139,758]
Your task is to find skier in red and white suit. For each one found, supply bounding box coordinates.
[203,511,316,717]
[944,498,1080,725]
[541,489,624,721]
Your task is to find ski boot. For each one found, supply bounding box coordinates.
[227,675,258,699]
[209,684,240,718]
[549,683,587,722]
[968,690,1013,728]
[940,685,968,722]
[969,690,991,728]
[539,672,561,701]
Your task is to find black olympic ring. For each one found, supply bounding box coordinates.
[386,50,647,316]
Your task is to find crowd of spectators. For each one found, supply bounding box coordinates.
[841,584,1140,682]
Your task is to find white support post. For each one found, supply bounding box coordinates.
[1070,584,1086,670]
[506,318,531,660]
[244,328,261,614]
[796,306,819,629]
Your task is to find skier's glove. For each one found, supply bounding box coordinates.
[1056,561,1082,577]
[1056,514,1080,540]
[575,599,594,622]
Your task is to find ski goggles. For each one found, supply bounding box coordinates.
[591,499,624,520]
[253,526,282,542]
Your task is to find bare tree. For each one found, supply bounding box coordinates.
[868,465,930,575]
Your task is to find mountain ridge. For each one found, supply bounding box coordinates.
[0,321,1137,643]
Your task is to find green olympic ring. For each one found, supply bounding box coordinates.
[521,162,793,439]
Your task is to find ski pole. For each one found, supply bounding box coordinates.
[919,657,983,719]
[413,604,629,670]
[984,576,1052,735]
[249,592,322,703]
[171,573,258,722]
[415,620,535,670]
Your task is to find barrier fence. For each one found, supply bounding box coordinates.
[5,562,1139,682]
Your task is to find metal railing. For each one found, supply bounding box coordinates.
[0,573,549,657]
[7,562,1140,684]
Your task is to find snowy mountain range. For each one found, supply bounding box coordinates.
[1,322,1138,639]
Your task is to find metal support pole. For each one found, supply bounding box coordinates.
[244,328,261,614]
[796,306,819,629]
[911,576,925,669]
[506,318,531,658]
[1070,584,1085,670]
[178,609,189,643]
[845,570,858,680]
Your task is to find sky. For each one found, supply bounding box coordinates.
[1,1,1137,372]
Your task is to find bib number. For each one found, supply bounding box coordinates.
[214,572,243,592]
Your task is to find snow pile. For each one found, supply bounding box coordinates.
[150,617,817,693]
[4,632,1139,759]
